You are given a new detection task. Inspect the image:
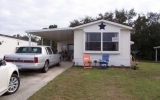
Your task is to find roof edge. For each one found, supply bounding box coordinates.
[72,19,132,30]
[0,34,37,43]
[25,20,132,33]
[26,28,73,33]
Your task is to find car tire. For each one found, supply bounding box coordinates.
[56,58,61,66]
[6,74,20,95]
[41,61,49,73]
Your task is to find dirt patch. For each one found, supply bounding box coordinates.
[155,76,160,79]
[68,69,88,77]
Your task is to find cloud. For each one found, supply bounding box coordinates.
[0,0,160,36]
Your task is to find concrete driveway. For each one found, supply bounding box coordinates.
[0,61,72,100]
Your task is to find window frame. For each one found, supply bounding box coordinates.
[45,47,49,55]
[46,47,53,55]
[51,47,57,54]
[102,32,119,51]
[84,32,120,54]
[15,47,42,53]
[85,32,101,51]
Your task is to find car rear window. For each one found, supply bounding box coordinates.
[16,47,42,53]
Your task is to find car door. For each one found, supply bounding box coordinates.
[46,47,54,66]
[0,61,8,95]
[51,47,59,63]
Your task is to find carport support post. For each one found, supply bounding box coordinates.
[50,40,52,47]
[41,37,43,45]
[155,49,157,61]
[28,33,31,46]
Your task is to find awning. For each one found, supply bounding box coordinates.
[25,28,74,42]
[153,46,160,61]
[153,46,160,49]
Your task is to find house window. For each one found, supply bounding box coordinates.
[85,32,101,51]
[103,33,118,51]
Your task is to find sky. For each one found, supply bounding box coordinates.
[0,0,160,36]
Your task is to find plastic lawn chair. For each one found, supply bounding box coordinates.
[83,54,92,69]
[99,54,109,69]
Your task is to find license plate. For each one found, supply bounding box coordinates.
[16,65,21,69]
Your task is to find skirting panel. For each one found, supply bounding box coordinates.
[74,58,130,67]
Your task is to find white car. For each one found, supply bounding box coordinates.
[4,46,61,73]
[0,60,20,96]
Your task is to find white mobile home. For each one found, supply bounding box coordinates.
[0,34,37,58]
[26,20,132,67]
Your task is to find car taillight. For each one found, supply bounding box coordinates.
[34,57,38,63]
[3,56,5,60]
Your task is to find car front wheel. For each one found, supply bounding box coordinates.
[6,74,20,95]
[56,59,61,66]
[41,61,49,73]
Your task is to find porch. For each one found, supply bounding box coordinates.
[26,28,74,60]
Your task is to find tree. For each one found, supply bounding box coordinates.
[131,12,160,60]
[114,9,127,24]
[69,20,81,27]
[126,9,137,26]
[97,13,104,20]
[13,35,16,37]
[69,16,95,27]
[43,28,48,29]
[16,34,21,39]
[49,24,58,28]
[103,12,114,21]
[80,16,95,24]
[69,9,136,27]
[13,34,39,43]
[21,35,29,41]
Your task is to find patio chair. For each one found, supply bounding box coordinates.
[83,54,92,69]
[99,54,109,69]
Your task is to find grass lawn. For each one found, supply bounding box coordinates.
[28,62,160,100]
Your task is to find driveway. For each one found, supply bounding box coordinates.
[0,61,72,100]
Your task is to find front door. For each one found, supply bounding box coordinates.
[68,44,74,60]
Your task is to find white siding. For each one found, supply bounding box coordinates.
[73,22,131,67]
[0,36,37,59]
[57,40,73,52]
[74,29,84,65]
[120,29,131,59]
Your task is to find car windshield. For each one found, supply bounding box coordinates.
[16,47,42,53]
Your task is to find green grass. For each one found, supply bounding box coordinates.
[28,62,160,100]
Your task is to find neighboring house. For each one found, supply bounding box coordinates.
[26,19,132,67]
[0,34,37,59]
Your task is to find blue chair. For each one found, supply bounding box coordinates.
[99,54,109,69]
